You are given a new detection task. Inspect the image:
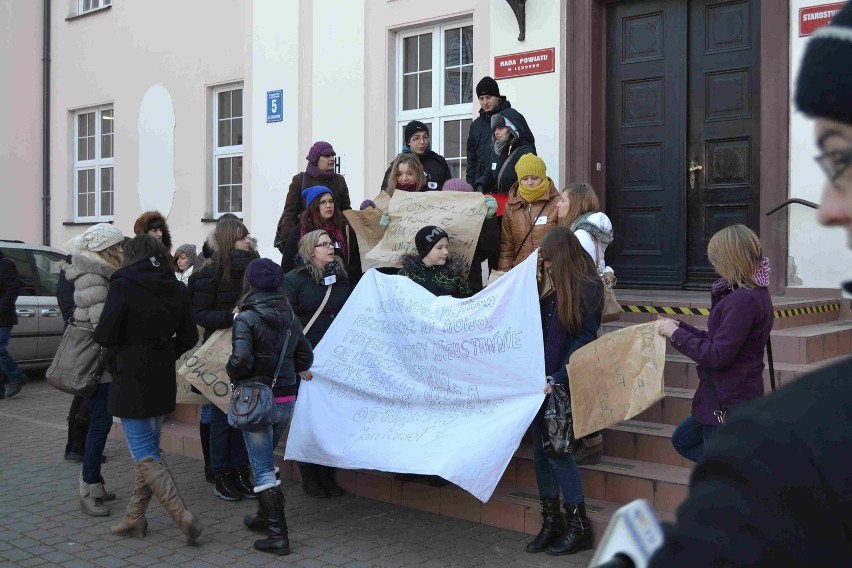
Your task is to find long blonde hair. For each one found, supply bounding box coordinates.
[98,242,124,271]
[707,224,763,289]
[559,183,601,229]
[387,153,426,194]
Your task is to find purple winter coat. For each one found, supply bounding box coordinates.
[670,280,773,425]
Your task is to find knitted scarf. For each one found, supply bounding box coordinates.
[518,178,550,204]
[305,163,335,181]
[396,181,421,192]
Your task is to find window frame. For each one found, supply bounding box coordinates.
[72,105,115,222]
[395,21,474,178]
[76,0,111,16]
[212,85,244,217]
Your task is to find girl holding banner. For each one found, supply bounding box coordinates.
[528,227,603,556]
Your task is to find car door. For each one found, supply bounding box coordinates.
[31,250,67,361]
[0,247,38,363]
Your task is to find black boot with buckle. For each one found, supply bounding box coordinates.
[253,485,290,556]
[546,501,592,555]
[526,497,564,553]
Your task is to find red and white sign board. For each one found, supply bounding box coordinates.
[799,3,845,37]
[494,48,555,80]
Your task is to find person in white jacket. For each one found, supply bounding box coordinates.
[556,183,613,273]
[555,182,614,465]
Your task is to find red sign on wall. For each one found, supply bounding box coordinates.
[799,3,845,37]
[494,48,556,80]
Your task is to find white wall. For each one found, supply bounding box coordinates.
[489,0,563,185]
[788,0,852,288]
[0,1,42,244]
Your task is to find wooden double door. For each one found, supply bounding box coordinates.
[606,0,760,288]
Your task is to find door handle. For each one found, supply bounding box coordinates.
[16,309,35,318]
[689,160,704,190]
[41,308,62,317]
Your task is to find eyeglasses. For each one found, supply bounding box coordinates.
[318,199,335,206]
[814,149,852,182]
[315,241,334,249]
[410,135,430,144]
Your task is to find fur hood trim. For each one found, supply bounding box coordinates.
[66,251,117,282]
[133,210,172,251]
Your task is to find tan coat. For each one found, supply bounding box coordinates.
[498,179,561,271]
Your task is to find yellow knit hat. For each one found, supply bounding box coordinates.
[514,153,546,182]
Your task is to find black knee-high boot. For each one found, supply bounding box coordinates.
[253,485,289,555]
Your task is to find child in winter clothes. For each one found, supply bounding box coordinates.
[399,226,472,299]
[227,258,314,556]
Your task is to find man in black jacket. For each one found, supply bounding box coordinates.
[0,249,26,399]
[649,5,852,566]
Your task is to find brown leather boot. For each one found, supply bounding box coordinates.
[110,463,153,537]
[137,457,202,545]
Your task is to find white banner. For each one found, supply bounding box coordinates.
[285,252,545,502]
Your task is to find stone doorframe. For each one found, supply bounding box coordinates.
[564,0,790,294]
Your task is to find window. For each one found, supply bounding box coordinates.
[73,107,114,221]
[0,249,36,296]
[397,23,473,180]
[213,86,244,216]
[76,0,111,16]
[31,251,67,296]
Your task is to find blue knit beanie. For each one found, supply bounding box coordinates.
[302,185,332,208]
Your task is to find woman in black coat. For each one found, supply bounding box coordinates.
[192,217,259,502]
[95,235,201,544]
[283,229,352,497]
[227,259,314,556]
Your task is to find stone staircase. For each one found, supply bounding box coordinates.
[108,289,852,545]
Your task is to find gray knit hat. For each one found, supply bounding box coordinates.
[174,243,202,269]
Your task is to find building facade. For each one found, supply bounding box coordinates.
[1,0,849,293]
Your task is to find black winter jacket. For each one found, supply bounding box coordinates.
[0,254,20,328]
[94,257,198,419]
[283,265,352,347]
[381,150,452,192]
[398,256,472,299]
[465,98,519,186]
[192,249,259,341]
[473,108,537,194]
[56,265,76,326]
[226,291,313,397]
[280,225,361,286]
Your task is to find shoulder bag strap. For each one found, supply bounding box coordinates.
[303,285,332,335]
[496,147,521,189]
[767,339,776,392]
[272,313,296,384]
[512,201,548,263]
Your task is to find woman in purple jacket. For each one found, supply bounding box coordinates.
[657,224,773,462]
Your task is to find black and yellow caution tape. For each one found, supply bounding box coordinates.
[619,302,840,319]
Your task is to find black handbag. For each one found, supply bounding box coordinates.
[705,340,776,424]
[227,315,295,431]
[541,384,575,458]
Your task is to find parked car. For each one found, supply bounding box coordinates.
[0,240,68,369]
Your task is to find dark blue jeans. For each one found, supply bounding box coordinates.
[0,327,25,394]
[82,383,112,484]
[672,415,718,463]
[530,415,584,506]
[210,405,249,473]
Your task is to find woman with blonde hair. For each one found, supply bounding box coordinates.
[386,153,428,196]
[556,183,613,273]
[283,229,352,498]
[657,224,773,462]
[65,222,125,516]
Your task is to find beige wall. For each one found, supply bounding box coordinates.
[49,0,244,252]
[1,1,43,244]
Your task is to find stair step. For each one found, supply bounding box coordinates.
[633,387,694,426]
[604,420,688,467]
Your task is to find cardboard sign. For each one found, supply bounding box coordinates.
[494,48,556,80]
[568,322,666,439]
[284,252,545,502]
[176,328,233,413]
[343,191,392,272]
[800,3,845,36]
[365,192,486,276]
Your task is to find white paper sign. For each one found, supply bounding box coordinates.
[285,252,545,502]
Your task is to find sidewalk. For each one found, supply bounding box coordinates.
[0,377,595,567]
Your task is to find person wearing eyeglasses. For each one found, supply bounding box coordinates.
[280,186,360,286]
[648,4,852,566]
[283,229,352,500]
[380,121,452,192]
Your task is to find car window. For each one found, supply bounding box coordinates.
[0,248,36,296]
[31,250,66,296]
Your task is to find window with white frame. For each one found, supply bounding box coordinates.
[73,107,114,221]
[76,0,111,16]
[397,23,473,179]
[213,86,244,216]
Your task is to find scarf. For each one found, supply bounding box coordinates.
[396,181,421,192]
[518,178,550,204]
[301,222,348,262]
[570,212,614,246]
[494,135,513,157]
[305,163,335,181]
[323,260,343,279]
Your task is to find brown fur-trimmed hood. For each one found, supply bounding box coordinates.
[133,210,172,251]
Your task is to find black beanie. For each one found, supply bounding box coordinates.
[404,121,430,145]
[795,3,852,125]
[476,76,500,98]
[415,226,449,259]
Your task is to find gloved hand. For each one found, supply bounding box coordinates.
[484,195,498,219]
[360,199,376,210]
[379,211,391,229]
